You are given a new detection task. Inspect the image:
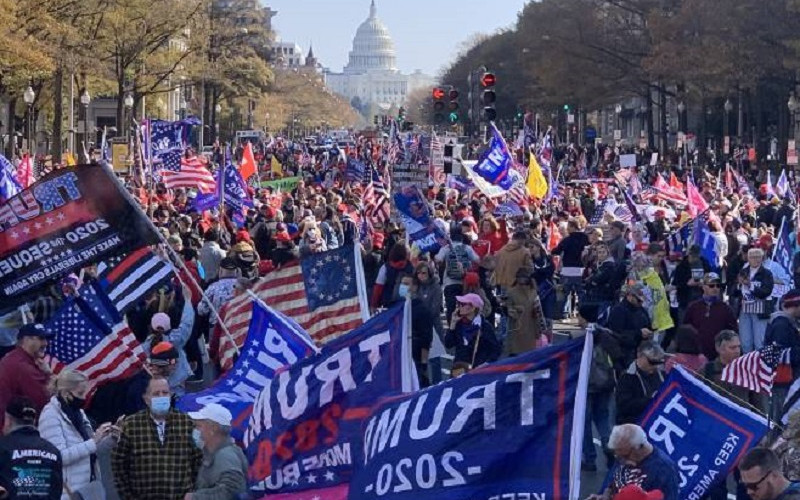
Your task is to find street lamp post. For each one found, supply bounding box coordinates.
[23,85,35,155]
[614,104,622,145]
[123,93,134,139]
[214,103,222,143]
[80,89,91,155]
[788,92,799,164]
[723,97,733,159]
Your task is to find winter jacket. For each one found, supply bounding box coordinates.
[199,241,226,283]
[38,396,103,500]
[683,297,739,360]
[606,300,652,365]
[445,315,501,368]
[765,311,800,379]
[141,299,195,396]
[583,258,619,305]
[551,232,589,268]
[0,426,62,499]
[492,240,532,288]
[736,264,775,317]
[616,362,665,424]
[192,440,248,500]
[0,347,50,432]
[671,256,710,308]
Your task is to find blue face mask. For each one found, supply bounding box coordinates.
[150,396,171,416]
[398,284,410,298]
[192,428,204,449]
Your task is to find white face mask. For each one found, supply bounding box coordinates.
[149,396,171,416]
[398,284,409,298]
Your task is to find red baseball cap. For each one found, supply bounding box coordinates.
[613,484,664,500]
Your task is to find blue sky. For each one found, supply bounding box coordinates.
[265,0,527,77]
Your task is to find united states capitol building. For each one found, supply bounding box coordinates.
[323,1,433,110]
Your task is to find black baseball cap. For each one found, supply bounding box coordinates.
[17,323,54,340]
[6,396,37,424]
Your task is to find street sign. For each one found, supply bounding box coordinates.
[567,114,575,124]
[613,129,622,141]
[724,136,730,155]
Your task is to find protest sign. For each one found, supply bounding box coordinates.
[350,335,592,500]
[0,164,159,308]
[177,297,318,441]
[245,302,416,499]
[609,366,768,500]
[493,200,524,218]
[393,157,429,188]
[620,154,637,168]
[393,186,448,254]
[260,176,301,191]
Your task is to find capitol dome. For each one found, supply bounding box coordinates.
[344,0,397,74]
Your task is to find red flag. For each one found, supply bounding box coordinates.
[669,172,684,191]
[725,165,733,191]
[686,177,708,217]
[547,221,562,251]
[16,154,34,188]
[239,142,257,180]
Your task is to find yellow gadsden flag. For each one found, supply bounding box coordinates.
[271,155,282,175]
[526,154,548,199]
[64,152,77,166]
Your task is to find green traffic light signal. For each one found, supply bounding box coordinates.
[448,112,459,124]
[563,104,570,111]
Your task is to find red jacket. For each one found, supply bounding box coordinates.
[0,347,50,432]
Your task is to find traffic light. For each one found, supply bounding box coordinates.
[447,88,459,124]
[563,104,570,111]
[432,87,446,124]
[481,72,496,122]
[373,115,378,126]
[398,106,406,121]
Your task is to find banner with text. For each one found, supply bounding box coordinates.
[0,165,159,308]
[260,176,302,191]
[177,297,318,441]
[245,302,416,499]
[349,336,592,500]
[611,366,768,500]
[393,186,448,254]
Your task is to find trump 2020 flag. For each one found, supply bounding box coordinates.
[350,334,592,500]
[177,295,318,441]
[473,122,515,190]
[244,302,417,500]
[604,365,768,499]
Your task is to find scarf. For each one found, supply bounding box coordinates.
[58,395,97,479]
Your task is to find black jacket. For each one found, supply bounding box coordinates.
[765,311,800,375]
[0,426,63,499]
[671,256,710,308]
[583,259,619,304]
[445,316,500,368]
[606,299,652,364]
[552,232,589,268]
[616,363,665,424]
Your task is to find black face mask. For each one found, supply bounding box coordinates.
[69,396,86,409]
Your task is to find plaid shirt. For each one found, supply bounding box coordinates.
[111,409,202,500]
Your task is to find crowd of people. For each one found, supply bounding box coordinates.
[0,129,799,500]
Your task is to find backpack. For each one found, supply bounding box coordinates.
[446,244,469,280]
[588,341,616,393]
[609,259,629,294]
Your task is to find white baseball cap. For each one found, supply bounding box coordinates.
[188,403,232,427]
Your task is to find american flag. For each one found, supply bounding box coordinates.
[160,151,216,193]
[212,245,367,371]
[45,283,145,395]
[721,343,791,394]
[0,154,21,203]
[364,167,391,226]
[589,199,613,225]
[97,247,175,313]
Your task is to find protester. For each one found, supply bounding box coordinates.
[112,376,202,500]
[373,242,415,310]
[0,323,54,431]
[616,341,666,424]
[737,247,776,353]
[445,293,500,376]
[671,245,710,321]
[400,275,435,387]
[738,447,800,500]
[682,272,738,360]
[199,229,227,284]
[197,257,240,327]
[612,484,664,500]
[504,267,543,356]
[606,284,652,366]
[143,301,195,396]
[607,221,629,263]
[588,424,679,500]
[0,397,63,499]
[552,219,590,317]
[435,231,481,321]
[187,403,248,500]
[663,325,707,373]
[764,289,800,419]
[38,370,113,499]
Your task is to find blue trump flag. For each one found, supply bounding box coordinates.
[193,161,253,214]
[244,302,417,498]
[349,334,593,500]
[604,366,768,499]
[693,215,720,273]
[393,185,448,254]
[473,122,515,190]
[143,116,201,160]
[177,296,317,441]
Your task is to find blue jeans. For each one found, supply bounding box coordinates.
[739,312,768,353]
[583,390,613,463]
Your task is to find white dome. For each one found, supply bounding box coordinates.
[344,1,397,74]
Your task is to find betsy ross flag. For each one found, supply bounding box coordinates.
[212,245,368,371]
[160,150,216,193]
[97,247,174,313]
[45,283,145,394]
[721,343,791,394]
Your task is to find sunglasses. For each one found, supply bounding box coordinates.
[646,357,665,365]
[706,284,721,288]
[743,471,771,491]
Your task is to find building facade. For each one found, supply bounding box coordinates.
[324,1,433,110]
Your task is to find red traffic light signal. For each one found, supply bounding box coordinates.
[432,87,446,100]
[449,89,459,100]
[480,72,496,88]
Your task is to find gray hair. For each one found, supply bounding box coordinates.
[747,247,764,259]
[608,424,648,450]
[50,369,87,398]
